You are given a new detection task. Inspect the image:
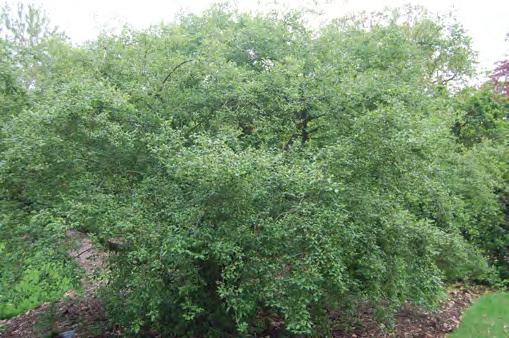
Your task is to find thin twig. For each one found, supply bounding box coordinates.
[160,59,193,87]
[71,247,93,258]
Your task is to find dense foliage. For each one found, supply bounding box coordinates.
[1,3,507,336]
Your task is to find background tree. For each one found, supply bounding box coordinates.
[491,33,509,97]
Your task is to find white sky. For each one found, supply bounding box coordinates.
[5,0,509,73]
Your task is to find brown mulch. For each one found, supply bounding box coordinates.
[0,294,111,338]
[332,286,486,338]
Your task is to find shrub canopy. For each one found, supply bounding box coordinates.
[1,4,507,336]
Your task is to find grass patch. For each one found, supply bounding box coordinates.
[449,292,509,338]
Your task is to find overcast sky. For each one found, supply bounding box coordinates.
[5,0,509,73]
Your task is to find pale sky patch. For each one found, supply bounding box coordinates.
[4,0,509,73]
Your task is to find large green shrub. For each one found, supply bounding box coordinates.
[1,4,506,336]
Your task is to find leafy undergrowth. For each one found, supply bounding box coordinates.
[449,292,509,338]
[0,207,80,320]
[0,230,108,338]
[1,281,484,338]
[0,248,77,319]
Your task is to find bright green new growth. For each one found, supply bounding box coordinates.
[0,3,507,336]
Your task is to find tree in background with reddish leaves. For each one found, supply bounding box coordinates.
[491,33,509,97]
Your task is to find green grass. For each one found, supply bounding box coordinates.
[449,292,509,338]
